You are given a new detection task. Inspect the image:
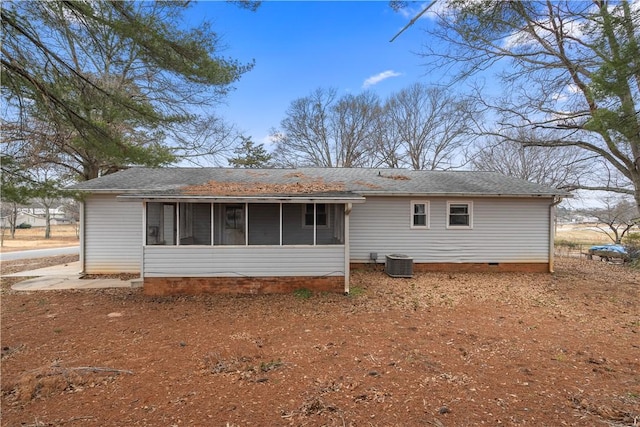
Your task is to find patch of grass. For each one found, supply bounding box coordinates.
[347,286,364,297]
[294,288,313,299]
[553,353,567,362]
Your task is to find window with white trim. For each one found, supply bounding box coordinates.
[447,201,473,228]
[303,203,329,228]
[410,201,429,229]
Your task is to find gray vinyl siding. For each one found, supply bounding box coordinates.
[84,194,142,273]
[143,245,345,277]
[350,196,551,263]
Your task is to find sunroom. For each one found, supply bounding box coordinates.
[120,195,364,295]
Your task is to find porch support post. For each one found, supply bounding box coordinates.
[141,202,146,280]
[344,203,352,294]
[79,200,85,274]
[279,203,283,246]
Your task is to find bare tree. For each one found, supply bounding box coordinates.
[61,199,81,238]
[169,115,242,167]
[271,88,336,167]
[581,198,639,244]
[0,201,20,243]
[370,112,404,168]
[29,165,68,239]
[330,91,383,167]
[417,0,640,212]
[470,128,592,189]
[381,83,476,170]
[271,88,382,167]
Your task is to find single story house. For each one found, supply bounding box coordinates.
[0,210,69,228]
[69,167,569,295]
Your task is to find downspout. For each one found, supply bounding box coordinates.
[344,203,352,294]
[549,196,562,273]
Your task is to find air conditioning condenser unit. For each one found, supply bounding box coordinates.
[385,254,413,278]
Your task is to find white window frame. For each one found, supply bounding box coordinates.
[410,200,430,229]
[446,201,473,229]
[302,203,330,229]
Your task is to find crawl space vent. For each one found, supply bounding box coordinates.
[385,254,413,278]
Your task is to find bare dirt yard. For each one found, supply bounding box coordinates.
[1,225,79,253]
[1,254,639,427]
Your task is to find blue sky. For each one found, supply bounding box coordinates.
[188,1,443,146]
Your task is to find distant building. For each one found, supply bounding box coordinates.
[1,204,73,228]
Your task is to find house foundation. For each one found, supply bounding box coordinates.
[143,276,345,296]
[351,262,550,273]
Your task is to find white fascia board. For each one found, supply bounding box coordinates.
[357,191,570,198]
[116,194,367,204]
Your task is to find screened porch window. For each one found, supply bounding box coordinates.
[179,203,211,245]
[146,203,176,245]
[214,204,245,245]
[146,202,345,246]
[147,202,212,245]
[248,203,279,245]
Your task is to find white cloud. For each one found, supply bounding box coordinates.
[260,134,278,147]
[396,1,443,20]
[502,8,590,51]
[362,70,402,88]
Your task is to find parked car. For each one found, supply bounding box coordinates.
[587,244,628,263]
[16,223,32,229]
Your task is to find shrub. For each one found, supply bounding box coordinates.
[16,223,32,229]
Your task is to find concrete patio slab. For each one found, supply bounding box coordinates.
[3,261,140,291]
[2,261,82,277]
[10,276,133,291]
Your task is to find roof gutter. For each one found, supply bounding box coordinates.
[357,191,571,198]
[81,189,571,200]
[116,194,366,204]
[75,187,570,198]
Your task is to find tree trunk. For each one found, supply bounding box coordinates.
[634,185,640,219]
[10,203,17,239]
[44,209,51,239]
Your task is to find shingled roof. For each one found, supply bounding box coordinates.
[69,167,569,198]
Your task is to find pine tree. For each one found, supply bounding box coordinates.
[228,137,273,168]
